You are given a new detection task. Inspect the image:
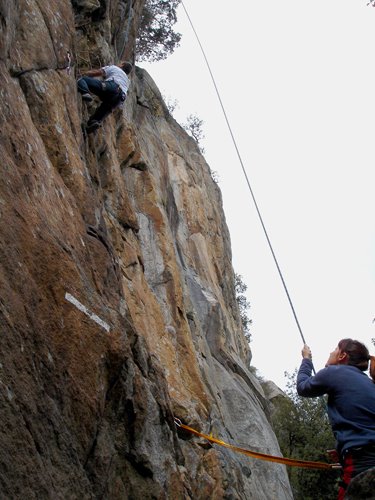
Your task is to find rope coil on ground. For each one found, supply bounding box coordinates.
[175,418,341,470]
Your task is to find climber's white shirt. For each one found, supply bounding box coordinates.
[103,65,130,95]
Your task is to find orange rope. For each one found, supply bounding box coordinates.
[175,419,341,470]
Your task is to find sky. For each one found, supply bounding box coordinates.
[139,0,375,389]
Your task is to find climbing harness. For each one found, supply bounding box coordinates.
[175,418,341,470]
[181,2,316,373]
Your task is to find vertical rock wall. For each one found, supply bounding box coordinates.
[0,0,292,498]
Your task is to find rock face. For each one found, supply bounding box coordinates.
[0,1,292,498]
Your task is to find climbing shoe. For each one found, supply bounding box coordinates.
[82,93,93,102]
[86,120,101,134]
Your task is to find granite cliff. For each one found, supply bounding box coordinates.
[0,0,292,498]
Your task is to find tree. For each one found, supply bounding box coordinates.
[234,273,252,343]
[271,371,339,500]
[163,95,179,115]
[136,0,182,62]
[182,114,205,153]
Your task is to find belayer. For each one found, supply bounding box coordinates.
[297,339,375,499]
[77,61,132,133]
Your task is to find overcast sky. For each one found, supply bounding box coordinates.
[140,0,375,389]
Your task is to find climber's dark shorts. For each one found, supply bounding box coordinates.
[77,76,126,124]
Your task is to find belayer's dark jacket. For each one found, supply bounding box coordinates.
[297,358,375,456]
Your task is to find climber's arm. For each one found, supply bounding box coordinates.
[82,68,105,78]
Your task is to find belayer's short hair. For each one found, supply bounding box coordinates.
[120,61,133,75]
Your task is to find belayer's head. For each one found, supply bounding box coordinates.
[120,61,133,75]
[326,338,375,381]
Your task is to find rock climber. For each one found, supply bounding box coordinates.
[77,61,132,133]
[297,339,375,500]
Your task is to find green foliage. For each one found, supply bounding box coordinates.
[272,370,340,500]
[249,365,265,382]
[182,113,205,153]
[234,273,252,343]
[163,95,179,115]
[136,0,182,62]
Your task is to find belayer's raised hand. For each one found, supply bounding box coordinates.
[302,344,312,359]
